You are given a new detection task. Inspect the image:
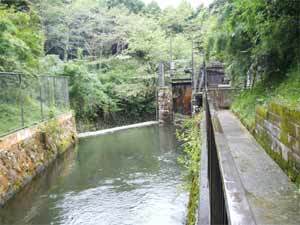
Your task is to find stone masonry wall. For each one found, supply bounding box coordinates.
[158,87,173,123]
[255,102,300,182]
[0,113,77,205]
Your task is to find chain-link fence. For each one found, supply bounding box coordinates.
[0,72,70,136]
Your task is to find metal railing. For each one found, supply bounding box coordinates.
[205,94,228,225]
[0,72,70,136]
[198,93,256,225]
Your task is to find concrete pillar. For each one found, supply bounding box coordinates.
[158,87,173,123]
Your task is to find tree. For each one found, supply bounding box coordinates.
[105,0,145,14]
[204,0,300,86]
[159,1,194,34]
[0,6,44,73]
[143,1,161,17]
[1,0,30,11]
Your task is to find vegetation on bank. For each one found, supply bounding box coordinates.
[205,0,299,83]
[232,66,300,130]
[177,114,201,225]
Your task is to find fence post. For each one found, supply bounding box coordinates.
[65,78,70,109]
[40,79,44,120]
[53,77,56,108]
[18,74,25,127]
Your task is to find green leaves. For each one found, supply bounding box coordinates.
[205,0,300,84]
[0,7,43,73]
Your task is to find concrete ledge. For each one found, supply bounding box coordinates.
[78,121,159,138]
[198,114,210,225]
[210,103,256,225]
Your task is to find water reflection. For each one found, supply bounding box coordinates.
[0,125,188,225]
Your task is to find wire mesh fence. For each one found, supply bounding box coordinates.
[0,72,70,136]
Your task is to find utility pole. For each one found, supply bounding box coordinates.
[159,62,165,87]
[191,39,195,90]
[169,36,174,78]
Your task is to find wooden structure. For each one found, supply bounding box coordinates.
[171,78,192,116]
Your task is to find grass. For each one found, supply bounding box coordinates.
[177,114,201,225]
[0,99,67,136]
[231,65,300,129]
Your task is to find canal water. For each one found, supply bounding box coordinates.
[0,125,188,225]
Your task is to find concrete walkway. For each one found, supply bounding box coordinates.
[218,110,300,225]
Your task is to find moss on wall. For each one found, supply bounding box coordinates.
[0,113,77,206]
[234,102,300,188]
[255,132,300,186]
[237,101,300,187]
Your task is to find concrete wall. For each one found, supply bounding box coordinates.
[208,87,235,109]
[255,102,300,181]
[0,113,77,205]
[158,87,173,123]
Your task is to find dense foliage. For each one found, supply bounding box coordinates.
[232,66,300,129]
[205,0,300,85]
[202,0,300,129]
[177,114,201,225]
[0,6,43,73]
[1,0,298,132]
[0,0,204,131]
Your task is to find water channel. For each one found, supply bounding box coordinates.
[0,125,188,225]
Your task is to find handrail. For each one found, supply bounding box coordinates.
[198,93,256,225]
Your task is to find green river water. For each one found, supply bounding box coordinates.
[0,125,188,225]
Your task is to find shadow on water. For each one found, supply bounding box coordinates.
[0,125,188,225]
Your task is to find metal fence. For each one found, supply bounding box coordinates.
[205,94,228,225]
[0,72,69,136]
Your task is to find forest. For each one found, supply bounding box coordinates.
[0,0,299,131]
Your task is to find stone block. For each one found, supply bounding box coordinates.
[280,143,290,161]
[268,102,284,116]
[270,136,284,154]
[288,152,300,171]
[282,120,297,138]
[292,139,300,154]
[264,120,280,139]
[256,105,268,119]
[255,114,265,126]
[267,111,281,127]
[285,108,300,126]
[158,87,173,123]
[295,125,300,142]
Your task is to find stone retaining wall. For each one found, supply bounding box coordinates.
[158,87,173,123]
[0,113,77,205]
[255,102,300,182]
